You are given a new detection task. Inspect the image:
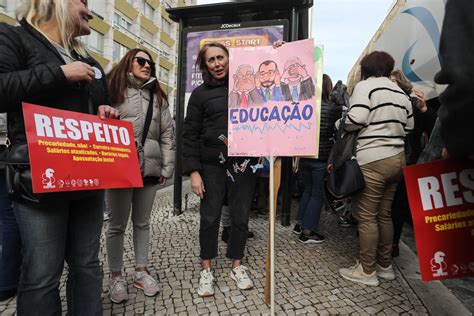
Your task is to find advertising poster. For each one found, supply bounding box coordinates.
[23,103,143,193]
[184,23,285,112]
[227,38,317,157]
[403,159,474,281]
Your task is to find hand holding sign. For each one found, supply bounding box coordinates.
[98,105,119,120]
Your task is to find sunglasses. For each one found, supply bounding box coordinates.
[134,57,155,69]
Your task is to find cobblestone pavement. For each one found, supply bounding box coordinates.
[0,184,452,315]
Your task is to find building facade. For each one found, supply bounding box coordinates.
[0,0,196,114]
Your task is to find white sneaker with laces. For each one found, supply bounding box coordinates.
[376,263,396,280]
[109,277,128,303]
[339,260,379,286]
[197,268,215,297]
[134,271,160,296]
[230,265,254,290]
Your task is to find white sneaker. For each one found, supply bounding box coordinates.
[376,263,396,280]
[197,268,214,297]
[109,276,128,303]
[134,271,160,296]
[230,265,254,290]
[339,261,379,286]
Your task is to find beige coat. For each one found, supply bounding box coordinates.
[114,77,175,178]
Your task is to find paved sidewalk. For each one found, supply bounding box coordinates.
[0,183,470,315]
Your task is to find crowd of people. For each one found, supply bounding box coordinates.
[0,0,472,315]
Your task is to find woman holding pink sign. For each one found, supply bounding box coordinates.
[183,42,258,297]
[105,48,175,303]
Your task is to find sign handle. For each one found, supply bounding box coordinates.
[264,157,281,314]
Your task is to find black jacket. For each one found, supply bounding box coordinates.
[182,73,229,174]
[317,100,342,161]
[0,20,110,148]
[0,20,110,204]
[435,0,474,159]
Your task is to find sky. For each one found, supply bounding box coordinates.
[196,0,394,83]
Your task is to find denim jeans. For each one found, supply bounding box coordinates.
[0,172,21,291]
[296,159,327,232]
[13,191,104,316]
[199,163,256,260]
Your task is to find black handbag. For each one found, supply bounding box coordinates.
[4,143,47,204]
[326,114,365,200]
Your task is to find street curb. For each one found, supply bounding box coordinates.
[394,240,471,316]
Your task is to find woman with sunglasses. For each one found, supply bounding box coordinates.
[105,48,175,303]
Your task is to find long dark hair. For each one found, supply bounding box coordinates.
[107,48,168,105]
[195,42,229,78]
[322,74,333,103]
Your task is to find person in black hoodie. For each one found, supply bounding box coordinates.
[183,42,257,297]
[0,1,118,314]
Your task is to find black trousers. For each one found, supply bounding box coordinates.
[391,179,412,245]
[199,162,257,260]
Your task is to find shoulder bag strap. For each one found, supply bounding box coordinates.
[141,89,154,146]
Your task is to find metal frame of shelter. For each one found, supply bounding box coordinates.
[167,0,314,224]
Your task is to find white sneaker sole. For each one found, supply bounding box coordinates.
[377,272,396,280]
[230,272,254,290]
[339,270,380,286]
[109,292,128,304]
[133,282,159,297]
[197,288,214,297]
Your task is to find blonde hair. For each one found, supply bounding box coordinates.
[390,69,413,95]
[17,0,88,57]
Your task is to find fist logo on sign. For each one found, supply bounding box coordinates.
[41,168,56,189]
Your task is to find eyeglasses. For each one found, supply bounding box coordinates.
[259,70,275,77]
[236,72,254,80]
[134,57,155,69]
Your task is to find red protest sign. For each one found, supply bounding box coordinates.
[403,159,474,281]
[23,102,143,193]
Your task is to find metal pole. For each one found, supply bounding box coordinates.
[280,6,299,227]
[173,18,186,216]
[269,156,275,315]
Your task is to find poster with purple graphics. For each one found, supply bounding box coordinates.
[228,39,317,157]
[184,24,285,114]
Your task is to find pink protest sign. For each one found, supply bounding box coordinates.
[228,39,317,157]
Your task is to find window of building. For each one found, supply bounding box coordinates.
[160,43,172,61]
[114,12,133,33]
[140,27,154,45]
[162,18,172,35]
[141,0,154,20]
[113,41,129,62]
[159,66,170,85]
[88,0,106,18]
[82,29,104,54]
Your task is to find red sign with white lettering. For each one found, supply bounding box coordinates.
[23,102,143,193]
[403,159,474,281]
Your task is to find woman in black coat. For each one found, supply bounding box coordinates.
[183,42,257,297]
[0,1,118,314]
